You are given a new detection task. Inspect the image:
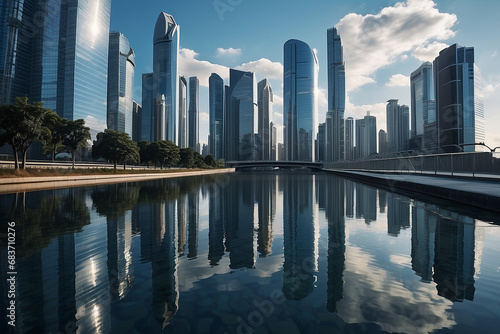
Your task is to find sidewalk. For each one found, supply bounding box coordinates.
[324,169,500,213]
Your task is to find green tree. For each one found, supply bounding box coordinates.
[137,140,153,166]
[193,151,208,168]
[204,154,217,167]
[0,97,53,169]
[61,119,91,168]
[42,111,66,161]
[179,147,195,168]
[150,140,180,169]
[92,129,139,170]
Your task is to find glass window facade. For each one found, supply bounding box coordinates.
[153,12,179,144]
[326,27,345,162]
[225,69,256,161]
[258,79,273,161]
[188,76,199,152]
[107,31,135,135]
[284,39,318,162]
[434,44,483,152]
[178,76,187,148]
[209,73,224,160]
[141,72,154,141]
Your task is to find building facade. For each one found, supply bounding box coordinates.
[0,0,112,137]
[151,12,179,144]
[258,79,273,160]
[178,76,188,148]
[386,99,410,153]
[410,62,435,151]
[345,117,354,160]
[188,76,199,152]
[107,31,135,135]
[132,100,142,142]
[209,73,224,160]
[283,39,318,162]
[355,113,377,159]
[326,27,345,162]
[225,69,256,161]
[434,44,484,152]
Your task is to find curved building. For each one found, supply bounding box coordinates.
[153,12,179,144]
[283,39,318,162]
[107,31,135,135]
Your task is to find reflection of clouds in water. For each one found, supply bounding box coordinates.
[339,245,455,334]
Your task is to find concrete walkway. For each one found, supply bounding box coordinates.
[325,169,500,213]
[0,168,235,194]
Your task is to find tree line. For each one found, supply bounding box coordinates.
[0,97,222,170]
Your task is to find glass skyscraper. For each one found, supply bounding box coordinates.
[387,99,410,153]
[326,27,345,162]
[152,12,179,144]
[410,62,435,151]
[258,78,273,161]
[225,69,256,161]
[107,31,135,135]
[283,39,318,162]
[188,76,199,152]
[141,73,154,141]
[1,0,111,137]
[355,113,377,159]
[434,44,484,152]
[178,76,188,148]
[209,73,224,160]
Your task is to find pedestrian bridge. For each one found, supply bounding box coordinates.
[225,160,324,171]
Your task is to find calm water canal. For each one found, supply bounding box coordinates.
[1,171,500,334]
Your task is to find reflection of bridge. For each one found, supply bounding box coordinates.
[226,160,324,171]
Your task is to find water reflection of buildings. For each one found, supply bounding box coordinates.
[282,173,318,300]
[356,183,377,224]
[323,176,346,312]
[257,174,277,257]
[208,182,225,265]
[224,175,255,269]
[387,193,410,236]
[411,203,476,302]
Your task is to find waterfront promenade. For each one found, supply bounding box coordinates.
[326,169,500,214]
[0,168,235,194]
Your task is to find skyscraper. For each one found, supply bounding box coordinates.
[188,76,199,152]
[386,99,409,153]
[107,31,135,135]
[283,39,318,162]
[209,73,224,159]
[345,117,354,160]
[355,112,377,159]
[410,62,435,151]
[317,123,326,162]
[225,69,256,161]
[379,129,388,154]
[178,76,188,148]
[0,0,34,105]
[258,78,273,160]
[326,27,346,162]
[141,73,154,141]
[434,44,484,152]
[152,12,179,144]
[132,100,142,142]
[0,0,112,136]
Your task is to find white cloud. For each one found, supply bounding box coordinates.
[236,58,283,81]
[346,97,387,131]
[337,0,457,91]
[413,41,449,61]
[216,47,242,58]
[386,74,410,87]
[178,48,228,87]
[200,112,209,122]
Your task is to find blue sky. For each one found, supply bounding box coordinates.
[111,0,500,149]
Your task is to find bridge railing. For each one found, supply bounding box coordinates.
[325,152,500,177]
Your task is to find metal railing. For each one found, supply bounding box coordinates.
[325,152,500,177]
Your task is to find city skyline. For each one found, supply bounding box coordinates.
[110,0,500,150]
